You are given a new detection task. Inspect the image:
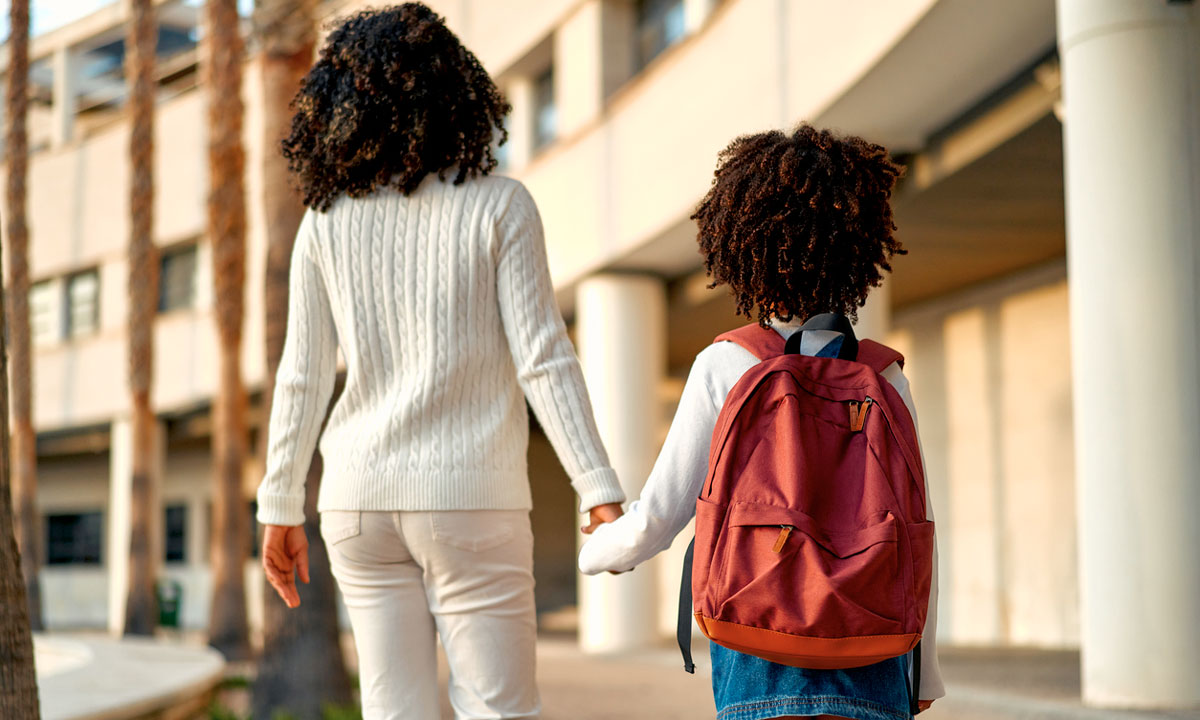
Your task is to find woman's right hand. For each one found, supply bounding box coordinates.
[262,524,310,608]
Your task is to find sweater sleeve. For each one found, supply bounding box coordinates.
[256,211,339,526]
[494,183,625,513]
[881,363,946,703]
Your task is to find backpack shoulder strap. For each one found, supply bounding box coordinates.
[717,324,904,371]
[858,339,905,374]
[713,324,786,360]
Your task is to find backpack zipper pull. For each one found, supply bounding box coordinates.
[849,398,873,432]
[772,525,793,553]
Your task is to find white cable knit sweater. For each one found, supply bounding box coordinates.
[256,174,626,527]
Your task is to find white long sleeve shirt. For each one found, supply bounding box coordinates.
[256,174,625,527]
[578,322,945,701]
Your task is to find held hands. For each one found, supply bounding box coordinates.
[581,502,623,534]
[262,524,310,609]
[581,502,627,575]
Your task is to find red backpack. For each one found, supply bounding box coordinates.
[677,315,934,707]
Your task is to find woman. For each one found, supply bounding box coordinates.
[255,5,625,719]
[579,125,945,719]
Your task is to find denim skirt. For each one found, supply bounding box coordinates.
[710,642,913,720]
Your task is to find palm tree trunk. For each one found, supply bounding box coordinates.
[251,0,352,712]
[4,0,41,634]
[123,0,161,637]
[250,2,353,713]
[0,130,41,718]
[0,225,40,720]
[205,0,251,661]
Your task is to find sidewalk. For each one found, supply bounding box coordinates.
[467,636,1199,720]
[42,629,1197,719]
[922,647,1199,720]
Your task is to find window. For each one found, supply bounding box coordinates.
[635,0,686,70]
[72,26,198,114]
[159,244,198,313]
[31,280,59,346]
[46,512,103,565]
[164,504,187,563]
[532,67,557,152]
[65,269,100,338]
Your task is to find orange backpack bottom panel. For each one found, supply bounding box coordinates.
[696,614,920,670]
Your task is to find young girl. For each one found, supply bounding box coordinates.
[579,125,944,720]
[256,5,624,719]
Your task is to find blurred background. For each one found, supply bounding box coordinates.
[1,0,1197,718]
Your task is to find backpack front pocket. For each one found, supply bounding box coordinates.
[712,502,904,638]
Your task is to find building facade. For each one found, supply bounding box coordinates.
[3,0,1197,709]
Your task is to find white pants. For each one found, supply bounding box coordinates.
[321,509,540,720]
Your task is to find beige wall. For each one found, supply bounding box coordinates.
[23,57,267,432]
[427,0,579,74]
[326,0,939,290]
[891,262,1078,649]
[515,0,938,289]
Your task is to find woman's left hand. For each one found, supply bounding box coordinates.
[581,503,623,534]
[262,524,310,609]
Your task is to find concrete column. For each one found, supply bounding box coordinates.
[554,0,634,138]
[51,46,79,148]
[576,274,666,653]
[853,279,892,343]
[505,75,536,170]
[107,416,165,634]
[1056,0,1200,709]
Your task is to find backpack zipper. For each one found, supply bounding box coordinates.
[858,393,929,519]
[703,367,920,499]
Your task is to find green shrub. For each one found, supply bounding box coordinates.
[322,704,363,720]
[219,676,252,691]
[206,703,245,720]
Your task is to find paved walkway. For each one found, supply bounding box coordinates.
[921,647,1199,720]
[437,637,1198,720]
[34,633,224,720]
[36,631,1199,719]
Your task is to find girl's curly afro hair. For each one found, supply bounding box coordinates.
[282,3,510,210]
[693,124,906,327]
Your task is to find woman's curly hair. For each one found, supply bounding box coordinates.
[692,124,905,326]
[282,3,510,210]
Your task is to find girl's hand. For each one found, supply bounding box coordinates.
[917,700,933,713]
[581,502,623,534]
[262,524,310,608]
